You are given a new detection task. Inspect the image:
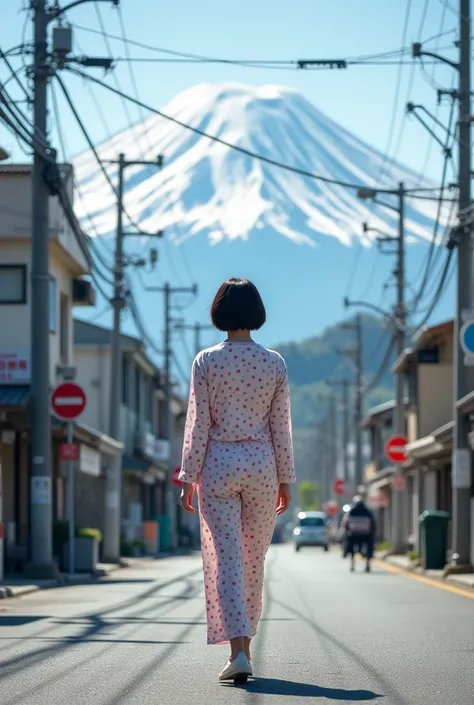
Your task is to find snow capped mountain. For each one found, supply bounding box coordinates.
[74,83,446,247]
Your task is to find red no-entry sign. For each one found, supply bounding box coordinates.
[51,382,87,421]
[172,467,183,487]
[385,435,408,464]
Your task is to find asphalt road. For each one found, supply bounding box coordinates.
[0,545,473,705]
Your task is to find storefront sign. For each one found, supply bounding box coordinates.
[452,448,471,489]
[0,351,30,384]
[79,444,101,477]
[59,443,79,461]
[31,476,51,505]
[143,433,170,464]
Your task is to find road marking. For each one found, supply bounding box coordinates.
[373,558,474,600]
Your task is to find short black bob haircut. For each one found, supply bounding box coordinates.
[210,277,266,331]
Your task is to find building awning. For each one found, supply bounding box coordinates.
[406,421,453,462]
[123,454,150,473]
[455,390,474,414]
[406,435,444,460]
[122,454,167,483]
[0,385,30,410]
[52,419,123,458]
[432,420,454,444]
[75,422,123,457]
[365,465,396,486]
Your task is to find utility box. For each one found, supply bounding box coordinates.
[419,510,450,570]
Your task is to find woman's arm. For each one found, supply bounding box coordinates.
[269,355,296,485]
[179,354,211,484]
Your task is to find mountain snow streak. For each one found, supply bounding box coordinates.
[74,83,448,247]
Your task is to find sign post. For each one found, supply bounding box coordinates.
[385,434,408,493]
[50,382,87,575]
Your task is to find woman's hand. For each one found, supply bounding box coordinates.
[179,482,196,514]
[276,483,291,515]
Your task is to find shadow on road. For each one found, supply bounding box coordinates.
[272,592,410,705]
[0,616,47,627]
[0,567,205,705]
[223,678,382,700]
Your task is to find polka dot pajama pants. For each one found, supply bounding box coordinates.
[198,441,279,645]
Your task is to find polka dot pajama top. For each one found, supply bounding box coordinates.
[179,341,296,645]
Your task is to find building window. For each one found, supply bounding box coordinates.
[59,293,69,364]
[146,379,154,424]
[0,265,26,304]
[134,366,141,416]
[49,277,57,332]
[122,357,130,405]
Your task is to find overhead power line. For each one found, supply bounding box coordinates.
[72,21,454,68]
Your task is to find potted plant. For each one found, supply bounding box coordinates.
[63,527,102,572]
[132,539,148,557]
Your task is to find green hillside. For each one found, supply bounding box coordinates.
[274,314,396,480]
[275,313,395,428]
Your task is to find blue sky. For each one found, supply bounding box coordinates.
[0,1,461,368]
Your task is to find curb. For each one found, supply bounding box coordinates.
[0,560,132,600]
[374,556,474,595]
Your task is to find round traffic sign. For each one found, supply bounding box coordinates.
[385,435,408,464]
[333,478,345,496]
[51,382,87,421]
[392,474,406,491]
[460,320,474,357]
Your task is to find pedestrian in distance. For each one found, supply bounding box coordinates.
[179,277,296,684]
[342,495,376,573]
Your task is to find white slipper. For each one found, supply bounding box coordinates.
[218,652,251,682]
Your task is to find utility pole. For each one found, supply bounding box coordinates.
[27,0,56,576]
[104,152,163,562]
[339,315,364,488]
[327,379,351,481]
[393,182,406,554]
[194,322,214,356]
[412,7,473,566]
[175,322,214,356]
[145,282,198,543]
[328,392,337,495]
[354,314,363,488]
[452,0,472,568]
[357,183,407,550]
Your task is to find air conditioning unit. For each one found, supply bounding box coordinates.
[72,279,96,307]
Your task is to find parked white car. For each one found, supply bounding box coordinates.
[293,511,329,552]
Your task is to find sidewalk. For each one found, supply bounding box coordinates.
[380,554,474,589]
[0,551,195,600]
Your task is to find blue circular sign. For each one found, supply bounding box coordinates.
[461,321,474,355]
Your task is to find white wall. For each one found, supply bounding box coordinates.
[423,470,437,511]
[74,345,111,433]
[0,171,89,275]
[0,240,77,384]
[74,344,154,452]
[418,364,453,438]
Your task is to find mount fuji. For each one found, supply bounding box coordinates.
[75,82,445,246]
[73,83,453,347]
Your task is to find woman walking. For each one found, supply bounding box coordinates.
[179,277,295,683]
